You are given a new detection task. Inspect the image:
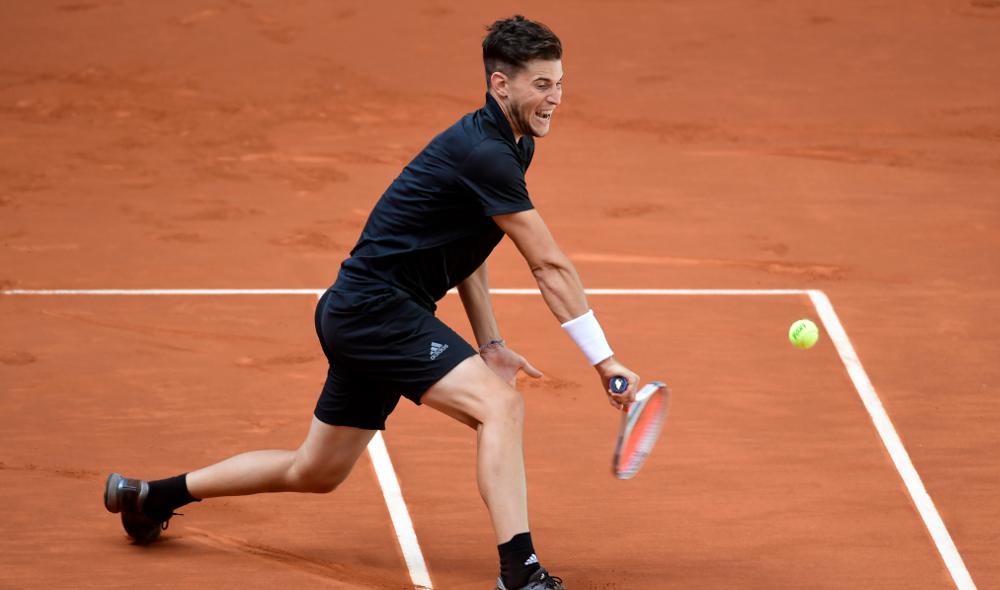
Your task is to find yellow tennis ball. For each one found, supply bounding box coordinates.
[789,319,819,349]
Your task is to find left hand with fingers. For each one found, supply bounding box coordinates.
[479,340,543,387]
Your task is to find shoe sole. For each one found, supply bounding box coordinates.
[121,511,164,544]
[104,472,124,513]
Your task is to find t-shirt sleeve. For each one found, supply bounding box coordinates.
[458,140,534,216]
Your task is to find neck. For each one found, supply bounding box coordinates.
[489,90,523,142]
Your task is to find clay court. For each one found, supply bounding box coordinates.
[2,1,998,588]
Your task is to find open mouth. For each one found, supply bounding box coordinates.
[535,111,553,121]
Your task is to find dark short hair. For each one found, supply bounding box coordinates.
[482,15,562,87]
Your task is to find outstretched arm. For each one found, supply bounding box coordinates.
[493,209,640,409]
[457,261,542,387]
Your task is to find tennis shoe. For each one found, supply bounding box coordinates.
[104,472,170,544]
[495,567,566,590]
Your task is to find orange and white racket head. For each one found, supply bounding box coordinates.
[612,381,670,480]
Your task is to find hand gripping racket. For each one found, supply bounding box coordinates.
[609,378,670,480]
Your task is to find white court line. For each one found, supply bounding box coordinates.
[486,288,808,296]
[3,286,975,588]
[2,288,805,296]
[1,288,324,296]
[366,431,433,590]
[808,290,975,590]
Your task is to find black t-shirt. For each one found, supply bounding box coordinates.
[337,93,535,311]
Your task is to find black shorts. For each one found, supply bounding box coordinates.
[312,281,476,430]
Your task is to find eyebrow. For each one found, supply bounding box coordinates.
[532,76,563,83]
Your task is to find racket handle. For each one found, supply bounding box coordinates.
[609,376,628,394]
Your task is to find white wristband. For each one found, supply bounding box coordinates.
[561,309,614,365]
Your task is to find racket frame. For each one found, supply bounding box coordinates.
[612,380,670,480]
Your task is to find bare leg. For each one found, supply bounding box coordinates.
[422,355,528,543]
[185,418,375,499]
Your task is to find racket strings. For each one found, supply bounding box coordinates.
[614,386,669,479]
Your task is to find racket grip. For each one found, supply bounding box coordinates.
[609,376,628,394]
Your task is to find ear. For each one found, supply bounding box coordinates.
[489,71,509,97]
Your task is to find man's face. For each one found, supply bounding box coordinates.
[495,59,563,139]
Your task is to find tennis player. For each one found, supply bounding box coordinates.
[104,15,639,590]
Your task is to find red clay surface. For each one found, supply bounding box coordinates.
[2,1,998,588]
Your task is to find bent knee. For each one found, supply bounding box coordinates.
[483,386,525,424]
[288,461,352,494]
[422,357,527,429]
[302,476,343,494]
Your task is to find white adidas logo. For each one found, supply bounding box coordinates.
[524,553,538,566]
[429,342,449,360]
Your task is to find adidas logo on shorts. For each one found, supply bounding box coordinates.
[429,342,449,360]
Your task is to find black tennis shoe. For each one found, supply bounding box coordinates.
[495,567,566,590]
[104,472,170,544]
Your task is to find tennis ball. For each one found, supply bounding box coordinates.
[789,319,819,349]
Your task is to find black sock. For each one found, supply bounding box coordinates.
[143,473,199,521]
[498,531,540,589]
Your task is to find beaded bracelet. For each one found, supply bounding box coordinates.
[478,338,506,354]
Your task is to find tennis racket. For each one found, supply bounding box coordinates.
[609,378,670,480]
